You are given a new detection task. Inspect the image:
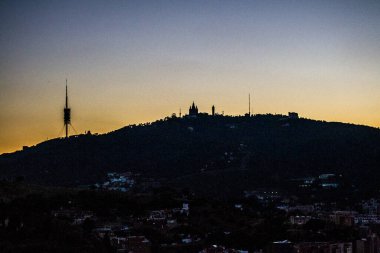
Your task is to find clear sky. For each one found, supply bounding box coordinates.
[1,0,379,154]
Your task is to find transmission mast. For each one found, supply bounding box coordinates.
[64,79,71,138]
[248,93,251,116]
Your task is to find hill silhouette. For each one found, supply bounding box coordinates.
[1,114,380,197]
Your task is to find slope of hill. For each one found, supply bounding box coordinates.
[1,114,380,196]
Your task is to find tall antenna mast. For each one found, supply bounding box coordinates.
[248,93,251,116]
[65,80,68,108]
[64,79,71,138]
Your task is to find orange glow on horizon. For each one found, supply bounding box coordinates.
[1,1,380,154]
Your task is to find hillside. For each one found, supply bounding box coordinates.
[1,114,380,197]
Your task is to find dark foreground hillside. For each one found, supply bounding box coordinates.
[1,114,380,197]
[0,181,364,253]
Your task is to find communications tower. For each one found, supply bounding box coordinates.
[64,79,71,138]
[247,93,251,116]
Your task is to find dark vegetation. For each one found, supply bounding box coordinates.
[1,114,380,197]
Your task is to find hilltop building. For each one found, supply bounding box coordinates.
[188,102,199,116]
[288,112,299,119]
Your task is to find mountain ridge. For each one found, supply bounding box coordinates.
[1,114,380,196]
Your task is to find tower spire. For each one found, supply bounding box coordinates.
[64,79,71,138]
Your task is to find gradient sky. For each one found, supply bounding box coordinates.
[1,0,380,154]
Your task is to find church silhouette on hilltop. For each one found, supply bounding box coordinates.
[187,101,216,117]
[189,102,199,116]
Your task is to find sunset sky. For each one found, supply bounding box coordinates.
[1,0,380,154]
